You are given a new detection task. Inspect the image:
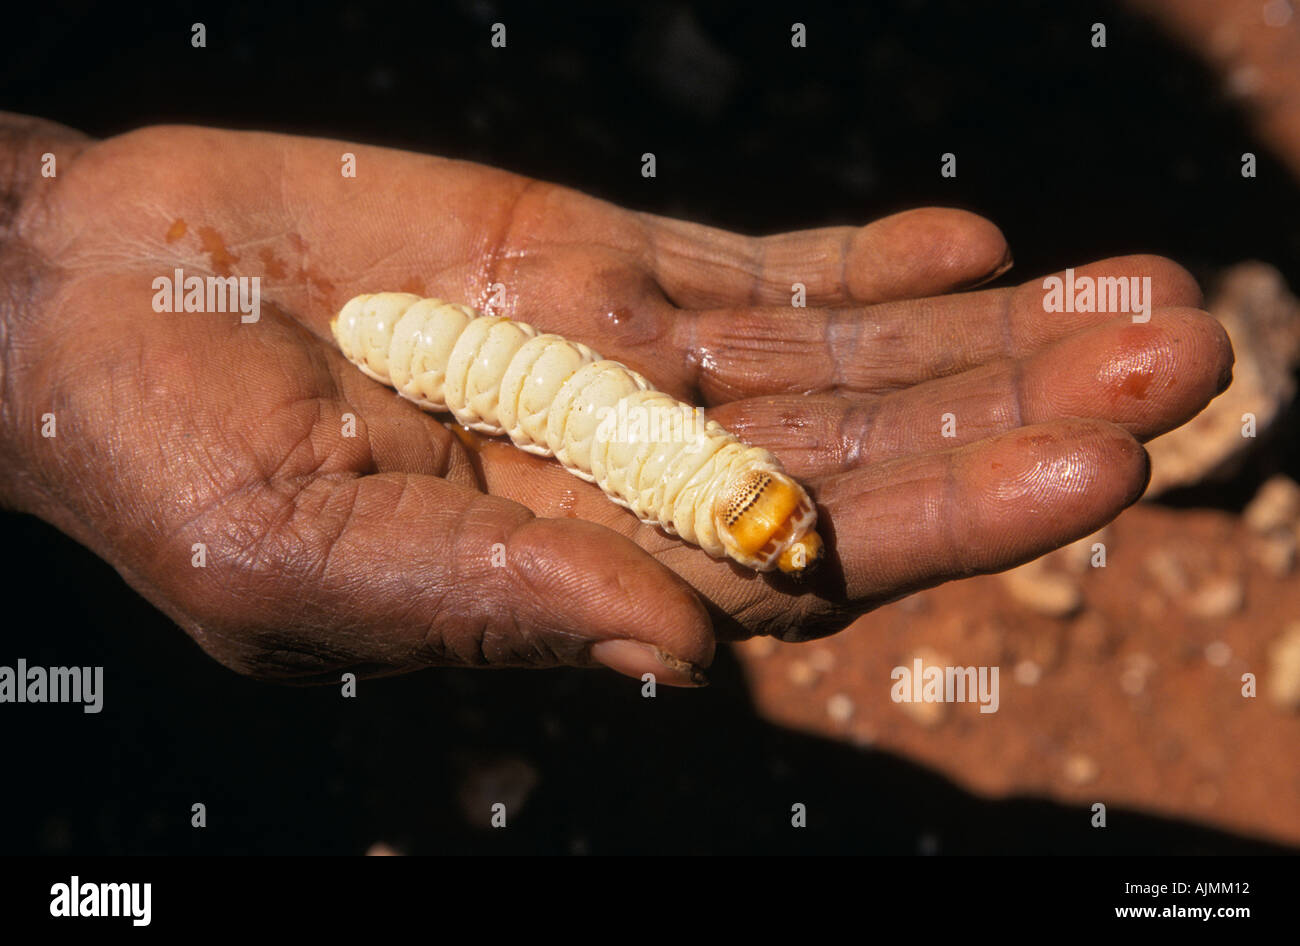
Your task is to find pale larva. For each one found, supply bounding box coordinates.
[331,293,824,575]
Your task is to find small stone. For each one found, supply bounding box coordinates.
[899,592,930,614]
[456,757,539,828]
[1146,548,1190,598]
[1205,641,1232,667]
[1014,660,1042,685]
[999,558,1083,618]
[1263,0,1294,28]
[1227,65,1262,97]
[1143,264,1300,496]
[809,648,836,673]
[896,648,951,728]
[1121,654,1156,696]
[1250,530,1296,578]
[1184,575,1244,619]
[1244,475,1300,533]
[826,693,854,724]
[1064,753,1099,785]
[787,659,818,688]
[900,699,947,727]
[1266,622,1300,711]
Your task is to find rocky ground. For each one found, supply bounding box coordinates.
[738,503,1300,844]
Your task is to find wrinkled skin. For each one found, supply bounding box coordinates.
[0,115,1232,685]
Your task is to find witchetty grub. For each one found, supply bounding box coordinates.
[332,293,824,575]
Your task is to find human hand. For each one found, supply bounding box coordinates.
[0,117,1230,685]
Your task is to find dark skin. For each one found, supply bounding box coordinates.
[0,115,1232,686]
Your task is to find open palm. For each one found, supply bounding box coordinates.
[1,117,1230,685]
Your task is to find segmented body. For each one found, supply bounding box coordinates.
[332,293,819,572]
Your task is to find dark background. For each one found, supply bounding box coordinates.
[1,0,1296,853]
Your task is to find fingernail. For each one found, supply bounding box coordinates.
[1216,363,1234,395]
[590,640,709,688]
[958,247,1014,291]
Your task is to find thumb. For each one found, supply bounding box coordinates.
[174,472,715,687]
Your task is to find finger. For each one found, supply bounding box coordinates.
[710,307,1233,478]
[794,419,1148,637]
[171,471,715,686]
[679,255,1204,403]
[643,207,1011,308]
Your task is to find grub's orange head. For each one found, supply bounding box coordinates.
[714,470,824,576]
